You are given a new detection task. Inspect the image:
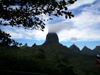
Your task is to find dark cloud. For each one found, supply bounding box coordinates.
[48,23,74,33]
[70,37,77,41]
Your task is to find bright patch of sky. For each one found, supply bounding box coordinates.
[0,0,100,50]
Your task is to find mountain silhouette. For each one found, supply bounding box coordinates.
[81,46,93,55]
[93,46,100,51]
[41,33,100,55]
[69,44,80,52]
[23,43,28,47]
[32,43,36,47]
[81,46,92,51]
[43,33,59,45]
[93,46,100,55]
[1,33,100,75]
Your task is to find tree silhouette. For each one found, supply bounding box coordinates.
[0,29,12,46]
[0,0,77,46]
[19,43,22,47]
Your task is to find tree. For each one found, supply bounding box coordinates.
[0,0,77,46]
[0,29,19,46]
[19,43,22,47]
[0,29,12,46]
[0,29,22,46]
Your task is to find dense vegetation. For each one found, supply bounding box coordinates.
[0,44,100,75]
[0,0,77,46]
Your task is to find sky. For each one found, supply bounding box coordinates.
[0,0,100,50]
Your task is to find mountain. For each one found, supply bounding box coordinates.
[69,44,80,52]
[41,33,81,58]
[1,43,99,75]
[32,43,36,47]
[0,32,99,75]
[81,46,93,55]
[81,46,100,55]
[93,46,100,55]
[43,33,59,45]
[23,43,28,47]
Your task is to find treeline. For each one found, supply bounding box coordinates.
[0,48,77,75]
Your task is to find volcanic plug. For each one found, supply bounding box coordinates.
[43,33,59,45]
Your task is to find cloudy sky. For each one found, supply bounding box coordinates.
[1,0,100,50]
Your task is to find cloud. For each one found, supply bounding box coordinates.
[58,0,100,42]
[0,0,100,43]
[68,0,96,9]
[0,25,48,40]
[70,0,100,30]
[70,37,77,41]
[48,23,74,33]
[0,26,23,39]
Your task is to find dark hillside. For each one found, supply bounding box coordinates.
[0,44,99,75]
[69,44,80,52]
[81,46,100,56]
[81,46,93,55]
[0,32,100,75]
[93,46,100,55]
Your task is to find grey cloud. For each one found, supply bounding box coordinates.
[70,37,78,41]
[48,23,74,33]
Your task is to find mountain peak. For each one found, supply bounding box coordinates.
[23,43,28,47]
[43,33,59,45]
[84,46,88,48]
[81,46,92,51]
[81,46,93,55]
[72,44,75,46]
[69,44,80,52]
[95,46,100,48]
[93,46,100,51]
[32,43,36,47]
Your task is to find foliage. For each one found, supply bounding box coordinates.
[35,48,46,59]
[0,49,77,75]
[0,29,12,46]
[0,29,21,46]
[0,0,77,30]
[0,0,77,46]
[0,44,100,75]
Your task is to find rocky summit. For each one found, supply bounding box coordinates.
[43,33,59,45]
[69,44,80,52]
